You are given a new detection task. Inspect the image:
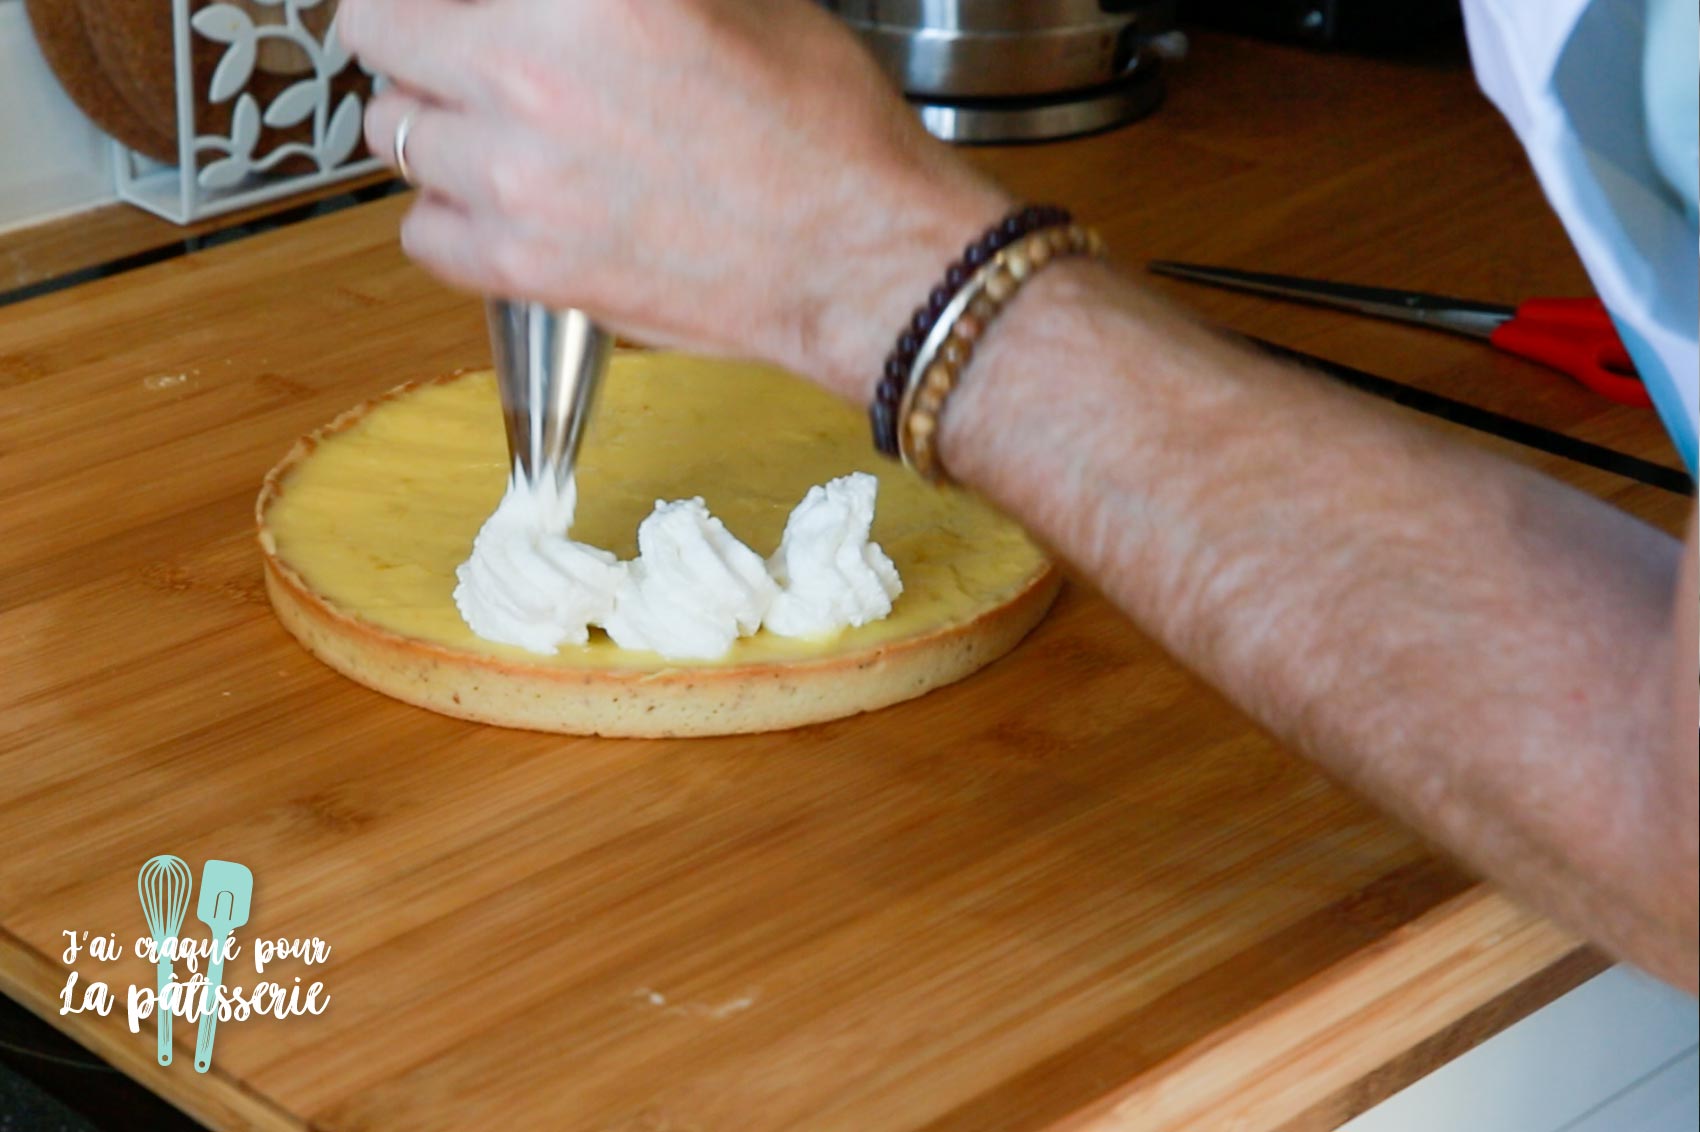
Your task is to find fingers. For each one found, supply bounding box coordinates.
[337,0,494,108]
[367,89,559,217]
[365,89,435,186]
[399,194,508,297]
[363,86,425,181]
[403,191,606,311]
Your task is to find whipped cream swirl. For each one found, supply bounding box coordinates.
[453,473,626,655]
[602,498,779,659]
[764,474,902,638]
[454,470,902,659]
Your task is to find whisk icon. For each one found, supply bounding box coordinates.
[137,855,193,1066]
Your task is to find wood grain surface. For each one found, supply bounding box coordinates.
[0,172,395,295]
[0,31,1687,1132]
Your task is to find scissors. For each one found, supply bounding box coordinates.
[1148,261,1650,408]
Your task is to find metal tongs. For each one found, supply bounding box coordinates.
[486,300,612,497]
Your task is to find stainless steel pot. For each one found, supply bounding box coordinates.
[821,0,1173,142]
[825,0,1159,98]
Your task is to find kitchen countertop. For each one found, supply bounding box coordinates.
[0,31,1689,1132]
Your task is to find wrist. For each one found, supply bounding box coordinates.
[934,256,1122,487]
[786,170,1015,403]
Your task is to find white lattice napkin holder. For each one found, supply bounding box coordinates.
[112,0,385,225]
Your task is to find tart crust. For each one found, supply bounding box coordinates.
[256,363,1059,737]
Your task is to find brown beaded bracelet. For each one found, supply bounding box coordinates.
[898,220,1105,481]
[870,204,1073,457]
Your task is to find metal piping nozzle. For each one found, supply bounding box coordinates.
[486,299,612,494]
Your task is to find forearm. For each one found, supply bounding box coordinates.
[929,260,1695,986]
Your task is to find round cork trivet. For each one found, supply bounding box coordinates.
[23,0,176,161]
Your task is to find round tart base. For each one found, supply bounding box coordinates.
[257,355,1059,737]
[262,560,1059,737]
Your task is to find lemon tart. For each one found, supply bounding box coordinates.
[257,353,1059,736]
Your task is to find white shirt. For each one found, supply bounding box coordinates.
[1463,0,1699,473]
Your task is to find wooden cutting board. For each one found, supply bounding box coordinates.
[0,33,1687,1132]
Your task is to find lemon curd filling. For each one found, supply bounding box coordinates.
[263,353,1050,670]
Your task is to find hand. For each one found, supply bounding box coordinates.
[338,0,1011,400]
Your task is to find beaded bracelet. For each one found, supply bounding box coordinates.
[885,216,1106,481]
[869,205,1073,458]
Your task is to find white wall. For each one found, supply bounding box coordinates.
[0,0,118,234]
[1342,968,1698,1132]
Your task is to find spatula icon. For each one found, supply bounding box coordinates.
[193,860,252,1074]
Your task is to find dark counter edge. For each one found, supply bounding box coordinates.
[0,992,202,1131]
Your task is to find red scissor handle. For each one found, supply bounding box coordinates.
[1488,297,1651,407]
